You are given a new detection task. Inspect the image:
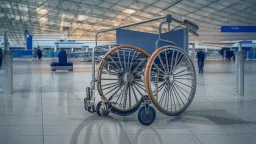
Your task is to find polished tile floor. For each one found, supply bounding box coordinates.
[0,60,256,144]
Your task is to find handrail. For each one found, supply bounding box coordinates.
[95,16,167,45]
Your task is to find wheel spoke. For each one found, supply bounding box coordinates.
[129,52,140,72]
[174,80,194,89]
[170,85,176,112]
[131,84,139,102]
[173,82,190,94]
[122,82,128,109]
[101,82,119,87]
[172,57,188,73]
[157,55,166,73]
[172,51,181,72]
[102,60,120,73]
[153,63,165,74]
[172,84,185,107]
[132,60,145,74]
[170,49,175,71]
[117,50,123,71]
[175,72,193,78]
[133,84,145,97]
[134,81,146,92]
[123,50,127,72]
[102,83,120,90]
[127,51,131,72]
[165,50,169,72]
[153,82,165,94]
[172,84,181,110]
[134,81,144,87]
[128,83,132,108]
[175,77,194,80]
[108,55,121,71]
[104,84,121,96]
[164,86,170,109]
[173,82,188,101]
[101,78,119,80]
[128,51,135,72]
[109,83,125,101]
[159,86,167,105]
[174,68,189,76]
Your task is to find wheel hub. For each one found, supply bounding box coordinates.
[123,72,134,82]
[165,73,174,83]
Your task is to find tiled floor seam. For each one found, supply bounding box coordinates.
[222,107,256,133]
[40,73,45,144]
[205,99,256,133]
[178,115,204,144]
[124,116,132,144]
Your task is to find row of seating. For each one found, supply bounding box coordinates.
[50,50,73,71]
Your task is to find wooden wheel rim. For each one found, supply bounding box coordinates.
[145,45,197,116]
[97,45,150,111]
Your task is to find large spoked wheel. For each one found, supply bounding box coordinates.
[145,46,196,116]
[97,45,150,112]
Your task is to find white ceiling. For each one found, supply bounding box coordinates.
[0,0,256,45]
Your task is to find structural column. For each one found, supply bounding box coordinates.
[3,31,13,94]
[191,43,195,60]
[236,42,244,96]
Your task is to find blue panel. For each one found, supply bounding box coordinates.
[26,35,33,50]
[233,47,251,53]
[221,26,256,32]
[116,28,188,54]
[24,29,29,37]
[161,29,187,50]
[12,50,32,58]
[116,29,158,54]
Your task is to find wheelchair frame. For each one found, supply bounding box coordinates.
[84,14,199,125]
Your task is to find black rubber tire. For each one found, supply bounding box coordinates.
[96,101,102,116]
[96,101,110,117]
[137,106,156,126]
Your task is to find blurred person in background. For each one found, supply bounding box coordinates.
[37,48,42,61]
[197,49,205,73]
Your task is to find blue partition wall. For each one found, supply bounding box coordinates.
[116,28,188,54]
[12,50,32,58]
[161,28,188,51]
[116,29,157,54]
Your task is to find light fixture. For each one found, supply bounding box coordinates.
[77,15,87,21]
[37,8,48,15]
[122,9,136,14]
[40,17,48,22]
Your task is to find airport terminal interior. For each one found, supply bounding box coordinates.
[1,0,256,144]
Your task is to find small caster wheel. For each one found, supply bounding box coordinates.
[84,98,88,111]
[84,97,95,113]
[138,105,156,126]
[88,105,95,113]
[96,101,109,117]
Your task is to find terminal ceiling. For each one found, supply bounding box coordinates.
[0,0,256,45]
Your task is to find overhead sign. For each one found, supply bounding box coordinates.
[221,26,256,32]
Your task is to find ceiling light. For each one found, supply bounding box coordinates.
[37,8,48,15]
[39,17,48,22]
[77,15,87,21]
[122,9,136,14]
